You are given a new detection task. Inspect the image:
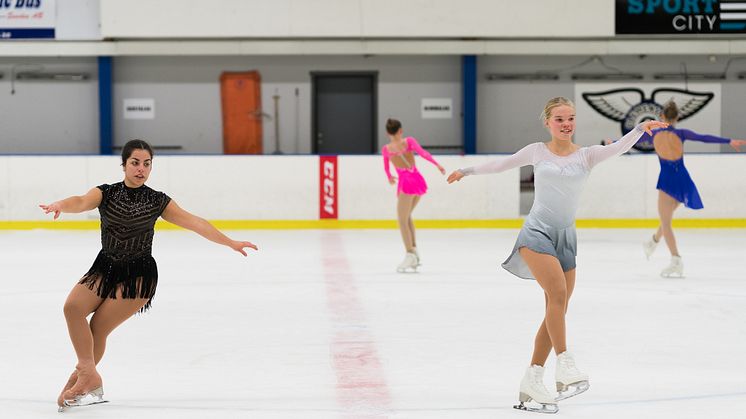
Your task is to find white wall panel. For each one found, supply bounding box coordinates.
[0,158,8,220]
[55,0,101,40]
[9,157,92,220]
[684,155,746,218]
[2,155,743,221]
[338,155,518,220]
[577,155,649,219]
[100,0,612,39]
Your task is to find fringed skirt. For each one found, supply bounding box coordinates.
[79,250,159,313]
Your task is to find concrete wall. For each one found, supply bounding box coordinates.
[112,55,462,154]
[0,57,99,153]
[3,54,746,156]
[477,55,746,154]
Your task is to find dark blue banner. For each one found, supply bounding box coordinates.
[0,28,54,39]
[616,0,746,34]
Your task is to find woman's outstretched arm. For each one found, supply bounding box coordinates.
[39,187,103,219]
[409,137,445,174]
[161,200,258,256]
[586,120,669,168]
[447,142,537,183]
[678,129,746,151]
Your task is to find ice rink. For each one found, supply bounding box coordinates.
[1,227,745,419]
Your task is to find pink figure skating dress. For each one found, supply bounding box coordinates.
[382,137,441,195]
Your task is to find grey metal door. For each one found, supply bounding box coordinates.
[312,73,377,154]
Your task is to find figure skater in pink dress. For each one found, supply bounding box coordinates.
[382,118,445,272]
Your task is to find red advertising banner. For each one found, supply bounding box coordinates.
[319,156,338,219]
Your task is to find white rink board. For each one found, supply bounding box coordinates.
[0,154,744,221]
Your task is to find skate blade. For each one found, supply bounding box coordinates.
[555,380,589,401]
[59,400,108,412]
[63,399,108,408]
[63,387,107,409]
[513,401,558,414]
[396,267,418,273]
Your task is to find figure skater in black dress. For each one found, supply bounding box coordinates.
[40,140,258,411]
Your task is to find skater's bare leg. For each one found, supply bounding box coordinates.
[90,293,149,364]
[520,248,568,358]
[62,284,105,403]
[408,195,421,249]
[397,194,417,252]
[61,282,148,403]
[531,269,575,366]
[658,190,681,257]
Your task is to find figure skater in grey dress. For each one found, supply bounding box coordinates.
[447,97,667,413]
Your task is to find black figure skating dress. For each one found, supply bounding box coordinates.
[79,182,171,312]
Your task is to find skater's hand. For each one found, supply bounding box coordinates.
[640,120,668,135]
[447,170,465,184]
[437,165,446,175]
[230,240,258,256]
[388,176,397,185]
[602,138,614,146]
[39,202,62,220]
[730,139,746,152]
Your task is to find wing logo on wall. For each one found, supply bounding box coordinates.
[581,88,714,152]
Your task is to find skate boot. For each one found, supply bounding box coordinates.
[514,365,558,414]
[57,371,78,412]
[643,235,659,260]
[660,255,683,278]
[396,252,418,273]
[61,386,107,411]
[555,351,589,401]
[412,247,421,267]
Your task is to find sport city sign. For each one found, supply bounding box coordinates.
[615,0,746,34]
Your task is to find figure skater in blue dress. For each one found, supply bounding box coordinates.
[640,101,746,277]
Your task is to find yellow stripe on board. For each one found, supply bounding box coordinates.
[575,219,746,228]
[2,219,746,230]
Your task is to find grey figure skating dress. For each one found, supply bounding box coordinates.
[460,125,645,280]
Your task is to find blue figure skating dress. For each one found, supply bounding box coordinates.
[640,127,730,210]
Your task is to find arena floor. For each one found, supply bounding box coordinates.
[1,227,744,418]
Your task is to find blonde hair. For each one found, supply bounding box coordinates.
[540,97,575,123]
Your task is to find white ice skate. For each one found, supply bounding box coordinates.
[643,235,659,260]
[514,365,559,414]
[396,252,418,273]
[412,247,422,267]
[660,255,684,278]
[59,387,107,412]
[555,351,589,401]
